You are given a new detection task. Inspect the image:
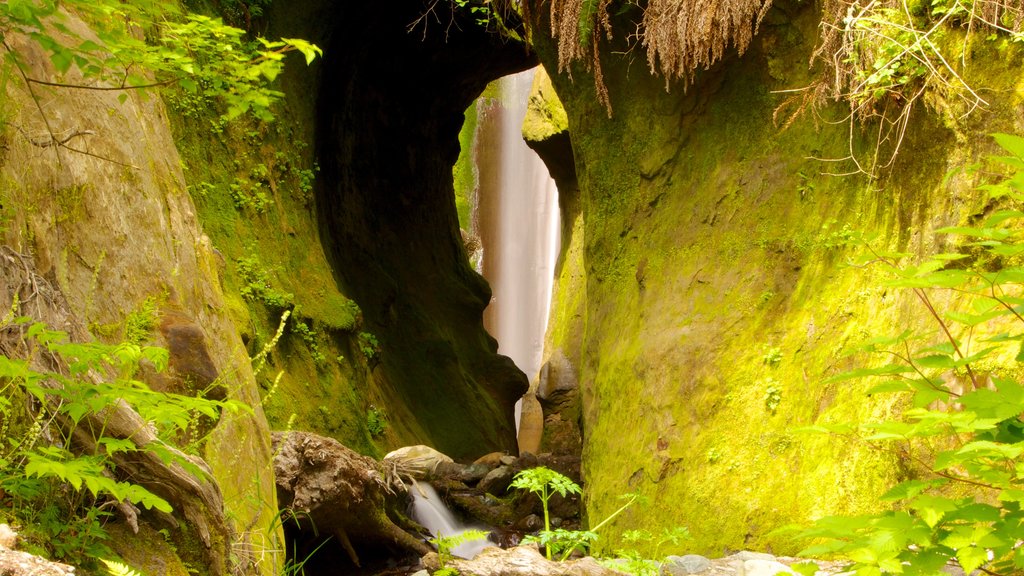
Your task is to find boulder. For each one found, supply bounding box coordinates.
[478,465,515,496]
[446,544,626,576]
[661,554,712,575]
[517,392,544,455]
[474,452,506,467]
[383,445,455,479]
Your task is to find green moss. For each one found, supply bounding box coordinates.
[164,75,382,461]
[453,103,479,230]
[534,5,1024,558]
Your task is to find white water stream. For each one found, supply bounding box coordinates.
[475,67,561,429]
[410,482,490,559]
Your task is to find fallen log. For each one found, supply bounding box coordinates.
[271,431,432,567]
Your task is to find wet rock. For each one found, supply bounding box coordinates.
[478,465,515,496]
[515,513,543,531]
[474,452,506,467]
[517,392,544,454]
[517,452,540,468]
[383,445,454,479]
[460,462,493,483]
[661,554,711,575]
[500,455,517,466]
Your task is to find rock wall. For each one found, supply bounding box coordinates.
[0,12,279,576]
[311,1,535,459]
[169,0,536,461]
[528,1,1024,555]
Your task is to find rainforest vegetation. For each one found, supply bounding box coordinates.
[2,0,1024,575]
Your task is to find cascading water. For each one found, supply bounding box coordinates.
[409,482,490,559]
[475,67,561,429]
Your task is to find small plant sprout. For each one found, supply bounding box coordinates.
[429,529,488,570]
[510,467,582,559]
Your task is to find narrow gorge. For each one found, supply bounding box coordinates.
[2,1,1024,576]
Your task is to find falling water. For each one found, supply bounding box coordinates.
[475,68,561,428]
[409,482,490,559]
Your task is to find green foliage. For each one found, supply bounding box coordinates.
[123,296,160,346]
[290,318,325,366]
[522,528,598,561]
[761,346,783,368]
[357,331,380,360]
[789,134,1024,576]
[763,379,782,414]
[365,405,387,438]
[0,318,247,565]
[511,467,583,559]
[452,0,494,28]
[236,254,293,309]
[619,526,691,561]
[101,558,143,576]
[229,177,272,213]
[0,0,321,129]
[429,529,488,570]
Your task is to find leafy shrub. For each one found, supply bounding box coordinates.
[0,318,246,564]
[789,134,1024,576]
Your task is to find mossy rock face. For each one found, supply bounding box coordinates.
[170,1,538,461]
[531,3,1024,556]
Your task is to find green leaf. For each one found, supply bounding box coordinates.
[880,479,947,501]
[993,132,1024,159]
[956,546,990,574]
[825,363,916,383]
[911,495,959,527]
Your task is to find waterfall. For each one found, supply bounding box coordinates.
[475,68,561,429]
[409,482,490,559]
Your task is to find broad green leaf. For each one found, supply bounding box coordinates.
[935,226,1012,240]
[993,132,1024,159]
[866,380,913,394]
[956,546,989,574]
[911,495,958,527]
[825,363,916,383]
[880,479,947,501]
[791,562,819,576]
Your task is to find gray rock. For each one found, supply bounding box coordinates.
[742,559,797,576]
[446,545,624,576]
[730,551,776,563]
[409,571,429,576]
[478,465,514,495]
[460,462,492,483]
[661,554,712,575]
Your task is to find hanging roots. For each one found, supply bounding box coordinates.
[531,0,773,114]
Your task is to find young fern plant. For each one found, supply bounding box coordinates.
[511,466,582,559]
[788,133,1024,576]
[0,317,248,563]
[429,528,489,571]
